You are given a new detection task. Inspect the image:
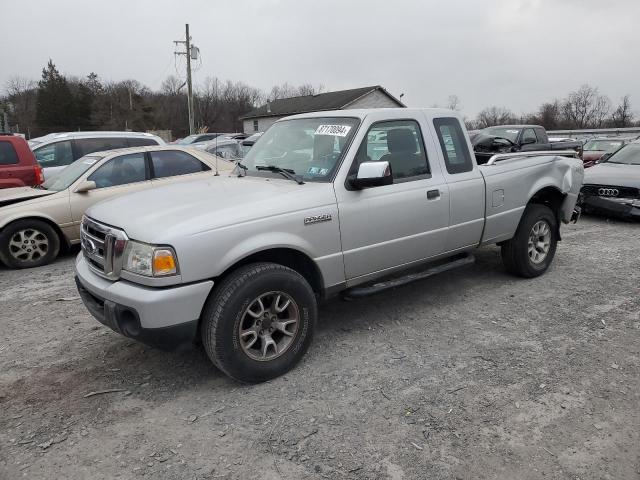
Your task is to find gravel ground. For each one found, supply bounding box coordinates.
[0,216,638,480]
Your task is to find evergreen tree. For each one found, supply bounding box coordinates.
[36,60,74,131]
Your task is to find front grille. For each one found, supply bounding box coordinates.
[81,217,128,280]
[581,184,639,198]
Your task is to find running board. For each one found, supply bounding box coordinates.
[342,254,475,299]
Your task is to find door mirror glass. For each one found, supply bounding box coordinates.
[74,180,96,193]
[349,161,393,189]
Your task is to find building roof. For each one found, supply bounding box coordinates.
[240,86,405,120]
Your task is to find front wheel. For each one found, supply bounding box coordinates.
[0,219,61,269]
[201,262,317,383]
[501,204,558,278]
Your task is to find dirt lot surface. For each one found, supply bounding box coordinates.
[0,216,639,480]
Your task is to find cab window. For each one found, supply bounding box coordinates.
[522,128,537,144]
[353,120,430,181]
[88,152,147,188]
[33,141,74,167]
[74,137,129,157]
[433,118,473,174]
[150,150,210,178]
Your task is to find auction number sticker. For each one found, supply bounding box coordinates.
[315,124,352,137]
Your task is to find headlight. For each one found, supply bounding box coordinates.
[123,241,179,277]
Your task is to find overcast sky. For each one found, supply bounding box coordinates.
[1,0,638,117]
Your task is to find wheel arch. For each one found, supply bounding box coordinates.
[214,247,325,297]
[0,215,70,250]
[526,186,566,239]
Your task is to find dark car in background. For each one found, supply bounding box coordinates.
[581,137,634,168]
[472,125,583,164]
[0,133,44,189]
[579,142,640,219]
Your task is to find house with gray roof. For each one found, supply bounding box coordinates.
[240,85,405,133]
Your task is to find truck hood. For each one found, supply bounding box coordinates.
[583,162,640,188]
[0,186,56,208]
[86,175,337,243]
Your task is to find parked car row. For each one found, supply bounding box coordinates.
[0,146,234,268]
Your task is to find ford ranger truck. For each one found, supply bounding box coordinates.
[74,108,584,383]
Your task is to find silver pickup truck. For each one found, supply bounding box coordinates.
[75,108,584,382]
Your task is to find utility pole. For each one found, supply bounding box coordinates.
[174,24,197,135]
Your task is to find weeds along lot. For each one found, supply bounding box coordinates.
[0,216,638,480]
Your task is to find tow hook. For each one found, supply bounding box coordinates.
[571,205,581,224]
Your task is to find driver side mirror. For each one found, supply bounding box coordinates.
[74,180,96,193]
[349,161,393,189]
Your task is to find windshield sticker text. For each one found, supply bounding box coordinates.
[315,125,352,137]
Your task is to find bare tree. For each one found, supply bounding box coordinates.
[475,106,516,128]
[268,82,324,100]
[4,76,38,135]
[446,94,461,111]
[562,84,611,129]
[609,95,634,128]
[161,75,184,96]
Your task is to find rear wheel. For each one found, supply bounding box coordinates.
[201,262,317,383]
[501,204,558,278]
[0,219,60,269]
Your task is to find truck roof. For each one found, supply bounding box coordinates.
[281,107,463,122]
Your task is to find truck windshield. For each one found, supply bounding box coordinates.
[41,156,102,191]
[241,117,359,182]
[583,140,623,152]
[484,127,521,143]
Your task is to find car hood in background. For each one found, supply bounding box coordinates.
[86,174,337,244]
[0,187,56,208]
[583,163,640,188]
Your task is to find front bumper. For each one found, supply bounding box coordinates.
[75,254,214,351]
[581,195,640,219]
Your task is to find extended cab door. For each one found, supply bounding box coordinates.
[430,116,485,251]
[335,117,450,282]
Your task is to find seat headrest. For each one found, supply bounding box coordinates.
[387,128,417,154]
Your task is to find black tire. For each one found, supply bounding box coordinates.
[0,219,61,269]
[501,204,558,278]
[201,262,317,383]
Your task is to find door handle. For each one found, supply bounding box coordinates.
[427,189,440,199]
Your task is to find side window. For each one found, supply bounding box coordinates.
[88,152,147,189]
[0,141,19,165]
[210,144,241,159]
[522,128,537,144]
[127,137,159,147]
[74,138,129,157]
[150,150,211,179]
[33,141,74,167]
[433,118,473,174]
[353,120,429,181]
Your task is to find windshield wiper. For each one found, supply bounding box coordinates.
[256,165,305,185]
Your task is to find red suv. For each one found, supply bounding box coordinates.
[0,133,44,189]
